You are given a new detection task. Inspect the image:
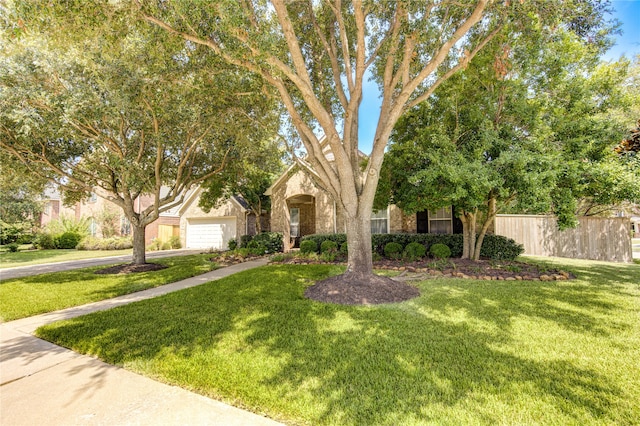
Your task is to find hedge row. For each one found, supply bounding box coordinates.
[300,233,524,260]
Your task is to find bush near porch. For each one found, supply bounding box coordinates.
[239,232,284,254]
[301,233,524,261]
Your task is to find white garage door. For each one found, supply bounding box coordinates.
[186,217,237,250]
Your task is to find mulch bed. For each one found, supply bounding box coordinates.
[94,263,167,275]
[209,253,264,267]
[305,273,420,305]
[374,258,574,282]
[279,256,574,306]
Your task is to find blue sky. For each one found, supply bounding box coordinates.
[357,1,640,153]
[604,0,640,61]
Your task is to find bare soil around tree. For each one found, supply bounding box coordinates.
[305,273,420,305]
[284,257,574,306]
[94,263,167,275]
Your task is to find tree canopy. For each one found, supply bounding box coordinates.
[140,0,618,286]
[377,20,635,259]
[0,2,279,262]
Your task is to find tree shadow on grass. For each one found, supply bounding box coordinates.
[35,265,638,425]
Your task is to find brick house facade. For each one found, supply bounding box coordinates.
[266,164,462,251]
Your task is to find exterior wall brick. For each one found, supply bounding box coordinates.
[269,167,338,250]
[389,205,404,233]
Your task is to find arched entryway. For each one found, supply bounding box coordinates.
[286,194,316,247]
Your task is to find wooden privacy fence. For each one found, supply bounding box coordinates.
[494,215,632,263]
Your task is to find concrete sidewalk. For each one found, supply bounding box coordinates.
[1,258,283,426]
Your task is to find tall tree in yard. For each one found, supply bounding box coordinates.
[379,23,637,261]
[0,3,278,264]
[141,0,619,295]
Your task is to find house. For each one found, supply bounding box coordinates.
[39,186,179,245]
[39,185,264,250]
[265,162,462,250]
[177,188,267,250]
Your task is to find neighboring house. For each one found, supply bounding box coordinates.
[266,162,462,250]
[38,186,179,245]
[177,187,267,250]
[39,187,130,238]
[39,185,265,250]
[39,186,80,228]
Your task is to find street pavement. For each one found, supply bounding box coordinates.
[0,257,283,426]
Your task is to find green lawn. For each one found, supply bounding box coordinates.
[0,254,216,321]
[0,248,133,269]
[37,259,640,425]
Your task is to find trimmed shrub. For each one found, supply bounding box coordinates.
[479,235,524,260]
[430,243,451,259]
[56,232,83,249]
[384,242,403,259]
[320,251,337,262]
[240,235,253,248]
[34,232,57,250]
[161,241,172,250]
[403,242,426,261]
[300,239,318,254]
[168,235,182,249]
[300,233,347,249]
[252,232,284,253]
[6,243,20,252]
[246,239,267,255]
[320,240,338,254]
[300,232,523,260]
[339,242,348,255]
[228,238,238,251]
[235,247,252,257]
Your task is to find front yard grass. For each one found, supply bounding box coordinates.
[0,254,217,321]
[37,259,640,425]
[0,248,133,269]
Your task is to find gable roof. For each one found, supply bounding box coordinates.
[178,187,249,215]
[265,135,367,196]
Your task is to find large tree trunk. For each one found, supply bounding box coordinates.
[344,213,373,275]
[472,197,497,261]
[131,224,147,265]
[460,210,477,259]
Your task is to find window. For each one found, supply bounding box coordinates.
[89,218,98,236]
[120,216,131,236]
[43,202,52,216]
[371,207,388,234]
[428,207,452,234]
[290,208,300,237]
[88,192,97,203]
